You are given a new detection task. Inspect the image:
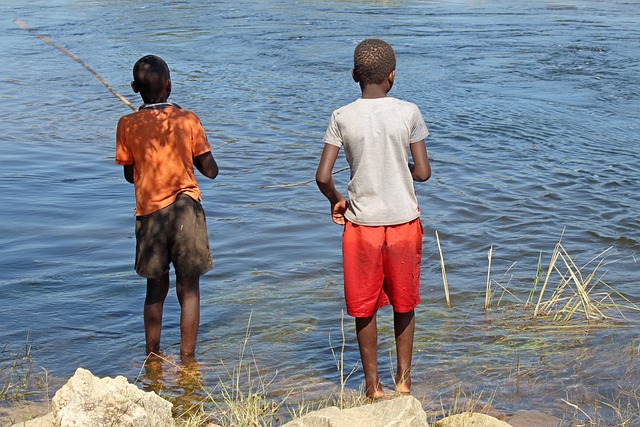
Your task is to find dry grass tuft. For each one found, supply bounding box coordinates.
[532,235,639,321]
[434,229,638,322]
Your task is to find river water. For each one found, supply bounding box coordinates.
[1,0,639,424]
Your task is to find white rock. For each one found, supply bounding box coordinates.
[52,367,174,427]
[283,395,428,427]
[437,412,512,427]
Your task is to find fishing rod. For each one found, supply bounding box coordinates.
[14,18,136,112]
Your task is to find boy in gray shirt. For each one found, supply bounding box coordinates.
[316,39,431,399]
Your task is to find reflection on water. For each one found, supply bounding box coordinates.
[0,0,639,424]
[140,353,208,418]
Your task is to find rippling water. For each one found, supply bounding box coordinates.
[1,0,639,423]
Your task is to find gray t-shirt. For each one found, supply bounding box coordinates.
[323,97,429,226]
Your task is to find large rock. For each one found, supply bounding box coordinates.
[51,367,174,427]
[436,412,512,427]
[9,412,55,427]
[282,395,428,427]
[505,409,562,427]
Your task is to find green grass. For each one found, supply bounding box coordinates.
[1,336,35,402]
[0,335,52,425]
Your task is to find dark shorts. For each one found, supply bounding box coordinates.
[135,194,214,279]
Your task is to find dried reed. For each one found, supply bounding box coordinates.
[532,237,638,321]
[435,231,451,308]
[484,246,493,310]
[328,309,359,409]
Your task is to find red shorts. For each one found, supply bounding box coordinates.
[342,218,423,317]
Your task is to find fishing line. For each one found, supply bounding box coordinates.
[14,18,136,112]
[258,167,349,188]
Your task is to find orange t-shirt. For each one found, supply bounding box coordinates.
[115,105,211,216]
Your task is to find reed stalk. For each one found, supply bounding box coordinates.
[435,231,451,308]
[562,398,596,425]
[329,309,357,409]
[493,261,520,307]
[533,240,562,319]
[526,252,543,309]
[484,246,493,310]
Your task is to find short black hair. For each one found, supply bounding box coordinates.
[132,55,170,97]
[353,39,396,86]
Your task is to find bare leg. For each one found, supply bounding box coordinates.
[355,314,384,399]
[144,273,170,355]
[394,310,415,394]
[176,275,200,356]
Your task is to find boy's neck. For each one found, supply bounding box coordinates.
[142,96,169,104]
[360,83,390,99]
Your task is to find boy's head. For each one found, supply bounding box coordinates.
[352,39,396,88]
[131,55,171,103]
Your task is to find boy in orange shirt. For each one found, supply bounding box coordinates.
[116,55,218,357]
[316,40,431,398]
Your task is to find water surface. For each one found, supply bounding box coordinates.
[1,0,639,424]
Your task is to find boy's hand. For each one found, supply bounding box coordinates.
[331,198,348,225]
[316,143,348,225]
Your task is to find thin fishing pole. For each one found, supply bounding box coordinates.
[14,18,136,112]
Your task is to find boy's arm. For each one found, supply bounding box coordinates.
[316,143,348,225]
[123,164,134,184]
[194,151,219,179]
[409,140,431,182]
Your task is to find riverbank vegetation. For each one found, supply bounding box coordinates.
[2,236,638,426]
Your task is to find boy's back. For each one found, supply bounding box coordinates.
[323,97,429,226]
[116,105,211,216]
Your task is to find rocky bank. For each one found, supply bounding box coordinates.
[9,368,562,427]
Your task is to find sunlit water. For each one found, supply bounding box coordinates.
[1,0,639,424]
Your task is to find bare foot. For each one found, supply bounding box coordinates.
[395,375,411,395]
[366,381,385,399]
[369,389,385,399]
[395,383,411,395]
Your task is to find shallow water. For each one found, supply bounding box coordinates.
[1,0,639,424]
